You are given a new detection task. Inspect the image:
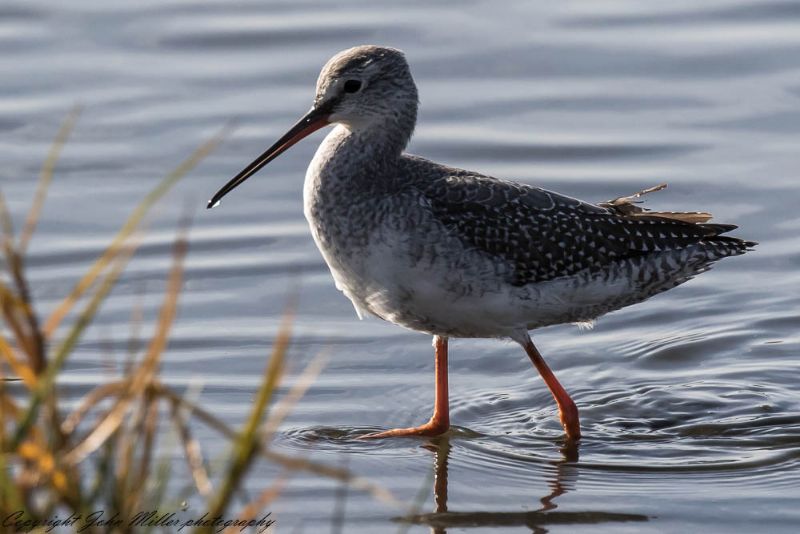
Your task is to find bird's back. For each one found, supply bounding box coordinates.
[401,155,752,287]
[387,155,754,332]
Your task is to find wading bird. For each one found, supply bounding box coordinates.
[208,45,753,440]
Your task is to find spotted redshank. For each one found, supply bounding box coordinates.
[208,45,753,440]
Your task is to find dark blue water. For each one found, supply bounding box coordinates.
[2,1,799,532]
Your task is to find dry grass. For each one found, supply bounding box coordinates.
[0,110,391,533]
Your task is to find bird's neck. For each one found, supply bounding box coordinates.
[310,111,416,190]
[343,108,416,161]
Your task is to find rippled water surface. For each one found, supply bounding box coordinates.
[3,1,800,532]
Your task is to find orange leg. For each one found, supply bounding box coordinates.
[361,336,450,439]
[521,336,581,440]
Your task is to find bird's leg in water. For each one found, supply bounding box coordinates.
[521,335,581,440]
[361,336,450,439]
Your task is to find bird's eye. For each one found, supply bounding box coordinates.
[343,79,362,93]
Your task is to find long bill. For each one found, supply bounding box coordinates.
[207,105,332,209]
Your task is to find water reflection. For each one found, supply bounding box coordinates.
[396,437,647,532]
[537,439,578,513]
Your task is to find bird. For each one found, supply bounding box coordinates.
[208,45,754,441]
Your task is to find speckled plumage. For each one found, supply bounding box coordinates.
[296,46,752,340]
[211,45,755,440]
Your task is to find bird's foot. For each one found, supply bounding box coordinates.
[359,418,449,439]
[558,400,581,441]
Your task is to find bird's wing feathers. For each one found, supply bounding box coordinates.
[413,164,743,286]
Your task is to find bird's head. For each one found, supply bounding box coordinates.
[208,45,417,209]
[314,45,418,129]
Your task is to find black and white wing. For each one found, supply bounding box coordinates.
[412,163,751,287]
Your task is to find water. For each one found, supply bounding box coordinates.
[2,1,799,532]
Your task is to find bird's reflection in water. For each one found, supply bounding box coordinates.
[538,439,578,513]
[396,436,647,533]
